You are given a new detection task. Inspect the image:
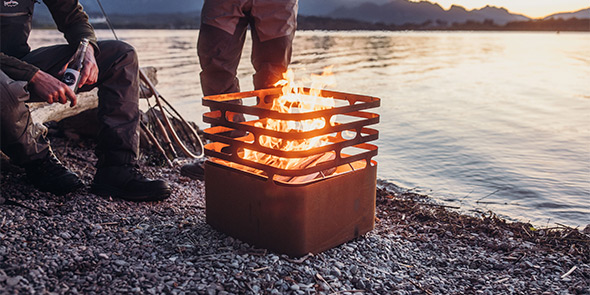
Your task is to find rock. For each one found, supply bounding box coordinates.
[330,267,342,277]
[6,276,21,287]
[0,132,587,295]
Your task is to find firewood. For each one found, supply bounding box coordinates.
[29,66,158,125]
[274,151,336,183]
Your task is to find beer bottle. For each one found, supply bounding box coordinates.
[62,38,89,93]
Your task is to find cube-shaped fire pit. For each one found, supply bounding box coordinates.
[202,86,380,257]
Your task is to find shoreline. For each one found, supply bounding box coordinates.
[1,131,589,294]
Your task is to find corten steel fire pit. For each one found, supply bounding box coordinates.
[202,86,380,256]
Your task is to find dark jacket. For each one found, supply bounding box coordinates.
[0,0,98,81]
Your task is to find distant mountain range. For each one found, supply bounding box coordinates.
[332,1,531,26]
[76,0,201,14]
[32,0,589,29]
[330,2,589,26]
[544,8,590,20]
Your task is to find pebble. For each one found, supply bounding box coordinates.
[6,276,21,287]
[0,136,587,295]
[330,267,342,277]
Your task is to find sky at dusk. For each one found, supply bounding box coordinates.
[427,0,589,18]
[299,0,589,18]
[78,0,590,19]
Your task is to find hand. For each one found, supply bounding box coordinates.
[29,70,77,107]
[58,44,99,88]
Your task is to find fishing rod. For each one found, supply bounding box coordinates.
[93,0,204,163]
[94,0,117,40]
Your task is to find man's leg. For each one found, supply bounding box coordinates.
[23,42,170,201]
[249,0,296,90]
[24,42,140,167]
[250,29,294,90]
[0,69,82,195]
[0,70,49,164]
[85,40,141,168]
[180,20,250,180]
[86,40,170,201]
[22,42,140,167]
[197,21,248,96]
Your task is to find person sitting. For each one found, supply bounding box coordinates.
[0,0,171,201]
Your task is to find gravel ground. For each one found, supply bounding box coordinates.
[1,132,589,295]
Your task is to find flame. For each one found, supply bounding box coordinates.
[241,67,337,171]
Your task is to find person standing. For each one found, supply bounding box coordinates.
[181,0,298,179]
[0,0,171,201]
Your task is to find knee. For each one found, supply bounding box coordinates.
[0,70,29,106]
[114,40,137,59]
[98,40,139,66]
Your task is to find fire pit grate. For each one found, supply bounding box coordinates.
[202,87,380,256]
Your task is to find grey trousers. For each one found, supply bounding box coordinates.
[0,40,140,167]
[0,69,49,164]
[197,18,294,132]
[197,19,294,95]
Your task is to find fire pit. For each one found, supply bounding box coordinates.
[202,73,380,256]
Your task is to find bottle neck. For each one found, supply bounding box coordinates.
[70,38,89,70]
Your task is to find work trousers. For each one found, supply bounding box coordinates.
[198,19,294,132]
[0,40,140,167]
[197,19,294,96]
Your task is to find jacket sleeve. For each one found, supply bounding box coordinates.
[42,0,100,55]
[0,52,39,82]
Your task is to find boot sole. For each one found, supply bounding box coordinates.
[34,177,84,196]
[91,184,171,202]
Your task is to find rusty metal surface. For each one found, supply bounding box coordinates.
[202,87,380,180]
[205,160,377,257]
[202,87,380,256]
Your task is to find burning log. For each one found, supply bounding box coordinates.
[274,151,337,183]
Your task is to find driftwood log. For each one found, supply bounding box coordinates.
[28,66,158,125]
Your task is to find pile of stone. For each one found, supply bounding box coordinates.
[1,133,588,295]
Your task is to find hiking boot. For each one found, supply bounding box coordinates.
[23,152,84,195]
[180,158,207,181]
[91,164,171,202]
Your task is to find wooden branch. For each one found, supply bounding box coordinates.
[29,66,158,125]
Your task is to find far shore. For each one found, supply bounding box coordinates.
[30,14,590,32]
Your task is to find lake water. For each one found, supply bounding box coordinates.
[28,30,590,227]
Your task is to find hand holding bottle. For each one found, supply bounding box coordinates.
[58,39,99,93]
[76,44,98,87]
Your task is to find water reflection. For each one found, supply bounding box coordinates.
[27,30,590,227]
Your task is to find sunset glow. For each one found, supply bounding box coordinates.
[429,0,589,18]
